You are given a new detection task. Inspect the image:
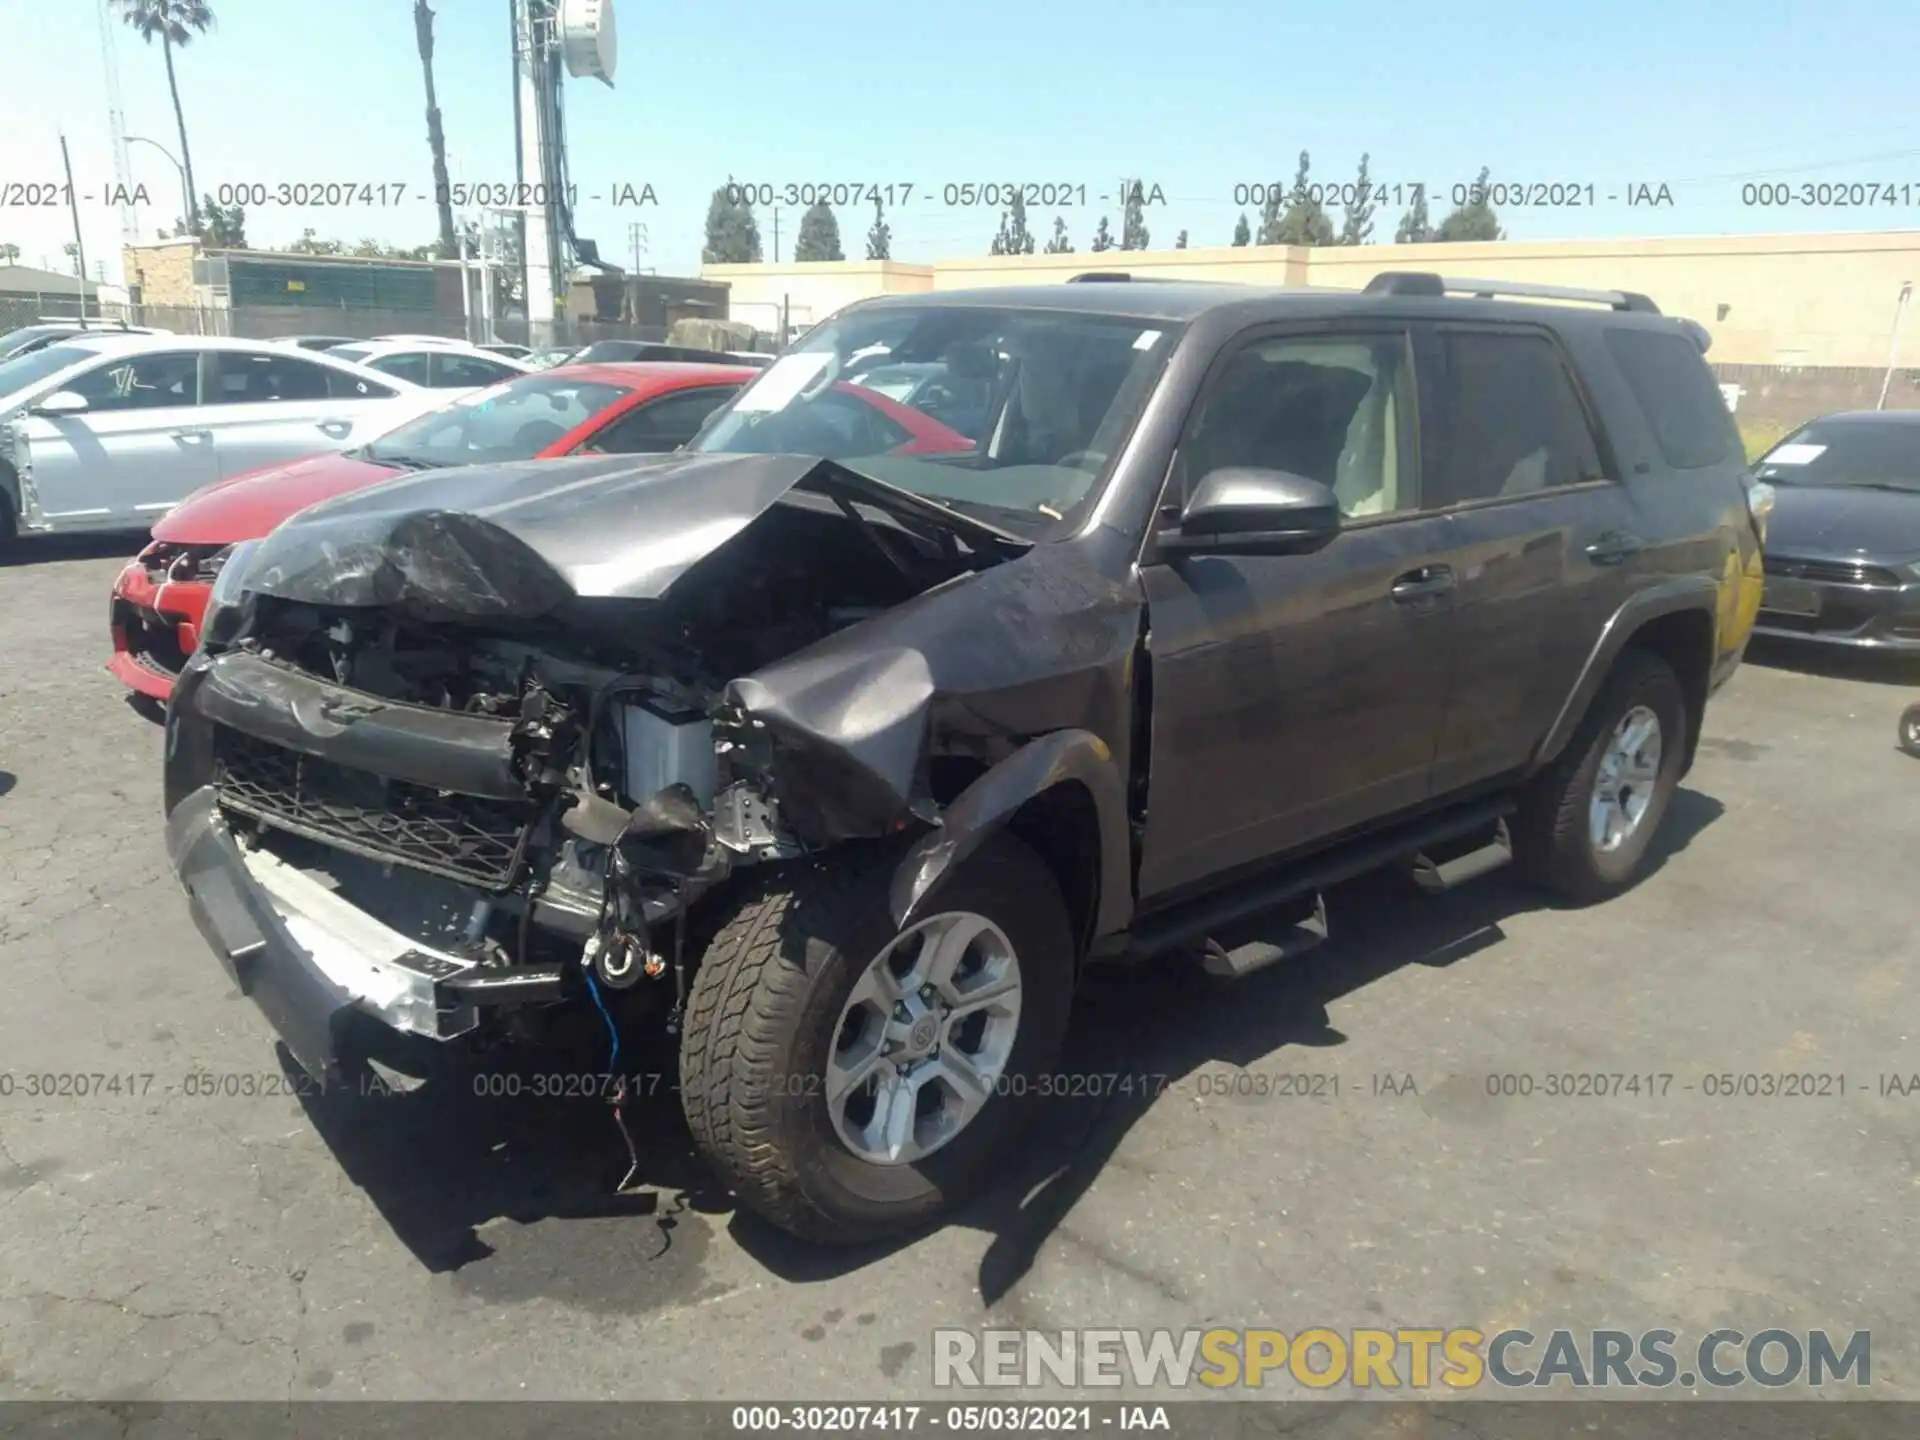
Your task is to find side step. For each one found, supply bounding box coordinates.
[1408,818,1514,893]
[1128,794,1517,963]
[1200,891,1329,978]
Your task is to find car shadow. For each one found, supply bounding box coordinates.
[284,787,1726,1299]
[0,770,15,798]
[1744,636,1920,687]
[0,532,144,568]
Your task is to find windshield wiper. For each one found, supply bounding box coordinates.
[364,452,446,472]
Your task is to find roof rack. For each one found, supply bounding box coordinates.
[1363,271,1661,314]
[1066,272,1136,283]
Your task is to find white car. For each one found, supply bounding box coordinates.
[324,339,535,390]
[0,333,445,549]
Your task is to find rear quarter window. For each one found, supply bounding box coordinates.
[1604,327,1739,469]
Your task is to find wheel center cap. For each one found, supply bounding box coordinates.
[907,1015,940,1054]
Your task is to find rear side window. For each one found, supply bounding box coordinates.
[1422,330,1605,506]
[1604,327,1737,469]
[369,352,431,386]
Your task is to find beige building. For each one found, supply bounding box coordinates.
[706,230,1920,371]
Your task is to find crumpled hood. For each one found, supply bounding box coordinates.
[1764,483,1920,564]
[238,451,888,618]
[153,450,401,547]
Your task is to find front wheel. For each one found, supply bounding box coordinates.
[679,833,1075,1245]
[1514,648,1688,903]
[1900,704,1920,758]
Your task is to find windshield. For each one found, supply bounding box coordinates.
[362,371,628,468]
[1755,420,1920,492]
[688,303,1174,535]
[0,343,98,399]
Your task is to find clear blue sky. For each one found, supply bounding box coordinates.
[1,0,1914,285]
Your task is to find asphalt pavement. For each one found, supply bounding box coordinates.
[1,535,1916,1406]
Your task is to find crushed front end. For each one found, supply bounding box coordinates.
[160,453,1038,1083]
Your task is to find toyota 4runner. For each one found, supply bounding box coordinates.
[162,272,1769,1243]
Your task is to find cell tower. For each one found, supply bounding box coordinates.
[97,0,139,246]
[511,0,619,335]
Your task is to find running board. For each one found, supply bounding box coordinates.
[1409,818,1514,893]
[1200,892,1329,978]
[1128,794,1517,961]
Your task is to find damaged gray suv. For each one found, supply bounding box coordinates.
[163,273,1766,1243]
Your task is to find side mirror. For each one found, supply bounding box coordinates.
[31,390,90,417]
[1161,468,1341,556]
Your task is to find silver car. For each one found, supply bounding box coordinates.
[0,334,441,551]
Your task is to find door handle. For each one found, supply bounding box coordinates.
[317,420,352,437]
[169,429,211,443]
[1585,532,1644,565]
[1390,564,1457,604]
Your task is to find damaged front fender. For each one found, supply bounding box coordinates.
[888,728,1133,943]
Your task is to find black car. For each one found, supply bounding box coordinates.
[161,272,1762,1243]
[1749,411,1920,651]
[271,334,360,352]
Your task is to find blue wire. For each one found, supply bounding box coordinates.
[584,967,622,1077]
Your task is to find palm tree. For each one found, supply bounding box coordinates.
[0,243,21,264]
[415,0,458,259]
[117,1,215,238]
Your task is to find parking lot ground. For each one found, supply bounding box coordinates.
[1,538,1917,1405]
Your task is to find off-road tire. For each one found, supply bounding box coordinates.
[0,470,18,556]
[1900,704,1920,758]
[679,833,1075,1245]
[1513,647,1688,904]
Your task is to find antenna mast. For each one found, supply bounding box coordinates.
[98,0,139,247]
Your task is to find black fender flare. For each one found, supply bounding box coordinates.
[1534,576,1720,768]
[889,729,1133,945]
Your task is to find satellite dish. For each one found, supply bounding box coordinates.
[559,0,617,87]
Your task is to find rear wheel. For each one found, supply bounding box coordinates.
[0,470,18,555]
[1900,703,1920,758]
[1514,648,1688,903]
[679,833,1075,1244]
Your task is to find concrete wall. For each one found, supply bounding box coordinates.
[703,260,934,337]
[122,240,200,307]
[702,231,1920,369]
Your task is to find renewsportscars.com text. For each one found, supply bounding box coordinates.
[932,1327,1871,1390]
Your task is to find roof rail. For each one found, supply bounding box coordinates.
[1364,271,1661,314]
[1066,272,1134,283]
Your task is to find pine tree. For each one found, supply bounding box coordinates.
[1090,216,1115,252]
[991,191,1036,255]
[1043,216,1073,254]
[1434,166,1503,241]
[1120,180,1150,250]
[1231,213,1251,246]
[794,200,844,261]
[1175,229,1188,249]
[1394,187,1433,244]
[865,196,891,260]
[1339,153,1375,246]
[702,180,762,263]
[1272,151,1335,246]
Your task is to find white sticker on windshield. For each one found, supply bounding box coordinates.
[1133,330,1161,350]
[1764,443,1826,465]
[732,352,832,412]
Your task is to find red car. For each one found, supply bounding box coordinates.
[108,361,974,700]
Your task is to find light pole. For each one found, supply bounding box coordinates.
[126,134,192,234]
[1878,280,1913,411]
